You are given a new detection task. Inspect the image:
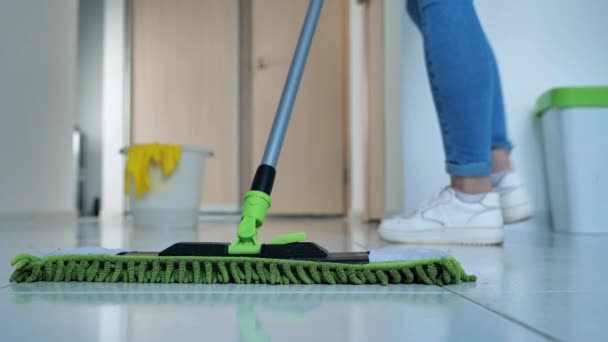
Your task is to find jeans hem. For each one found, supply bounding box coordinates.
[491,141,513,152]
[446,161,493,177]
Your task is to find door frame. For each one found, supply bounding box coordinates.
[360,0,405,221]
[100,0,131,217]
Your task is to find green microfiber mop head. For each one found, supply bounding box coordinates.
[10,253,475,286]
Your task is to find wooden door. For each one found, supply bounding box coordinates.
[130,0,239,209]
[241,0,348,215]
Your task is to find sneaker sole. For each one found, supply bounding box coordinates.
[502,203,533,225]
[379,227,504,246]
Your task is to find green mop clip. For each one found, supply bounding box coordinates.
[8,0,476,286]
[228,191,307,256]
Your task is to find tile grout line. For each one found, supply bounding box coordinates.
[443,286,562,342]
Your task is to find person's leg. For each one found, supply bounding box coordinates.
[379,0,504,245]
[412,0,496,193]
[409,0,512,180]
[487,53,533,223]
[488,51,513,174]
[492,149,511,174]
[406,0,421,28]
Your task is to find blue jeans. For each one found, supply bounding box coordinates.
[406,0,512,177]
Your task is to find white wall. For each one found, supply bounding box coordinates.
[401,0,608,225]
[77,0,105,215]
[0,0,78,216]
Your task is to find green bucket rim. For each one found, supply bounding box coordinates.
[535,86,608,118]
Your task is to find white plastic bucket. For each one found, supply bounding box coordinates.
[537,87,608,233]
[541,107,608,233]
[121,145,213,228]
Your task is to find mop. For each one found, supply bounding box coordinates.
[10,0,475,286]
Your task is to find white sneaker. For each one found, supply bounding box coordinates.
[494,171,533,224]
[379,188,504,245]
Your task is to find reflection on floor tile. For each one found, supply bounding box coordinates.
[0,290,543,341]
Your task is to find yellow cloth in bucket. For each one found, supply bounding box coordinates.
[125,143,182,197]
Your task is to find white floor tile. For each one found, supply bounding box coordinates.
[358,218,608,340]
[0,290,543,341]
[462,291,608,341]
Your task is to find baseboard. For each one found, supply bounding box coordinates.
[0,210,78,223]
[506,209,551,231]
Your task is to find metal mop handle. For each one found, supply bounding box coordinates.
[261,0,324,167]
[229,0,324,254]
[249,0,324,196]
